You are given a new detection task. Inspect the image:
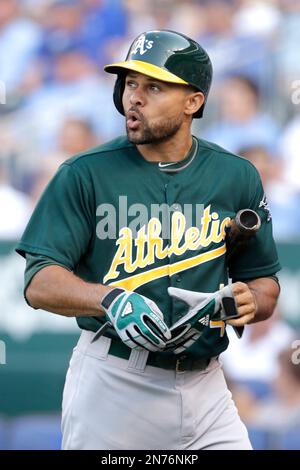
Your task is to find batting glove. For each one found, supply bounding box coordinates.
[101,288,171,352]
[165,285,238,354]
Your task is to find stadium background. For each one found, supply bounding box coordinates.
[0,0,300,450]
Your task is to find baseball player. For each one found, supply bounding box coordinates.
[16,30,280,450]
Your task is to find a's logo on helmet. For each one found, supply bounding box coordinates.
[131,34,153,56]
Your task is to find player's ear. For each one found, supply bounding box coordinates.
[184,91,205,117]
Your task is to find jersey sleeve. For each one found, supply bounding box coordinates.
[23,253,72,306]
[228,164,281,280]
[16,163,94,269]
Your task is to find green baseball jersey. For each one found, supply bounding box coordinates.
[16,136,280,359]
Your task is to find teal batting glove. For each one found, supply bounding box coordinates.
[101,288,171,352]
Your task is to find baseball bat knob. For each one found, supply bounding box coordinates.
[235,209,261,234]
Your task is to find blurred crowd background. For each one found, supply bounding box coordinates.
[0,0,300,450]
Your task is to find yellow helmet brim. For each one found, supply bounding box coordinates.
[104,60,188,85]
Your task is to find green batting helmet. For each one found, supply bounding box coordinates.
[104,30,213,118]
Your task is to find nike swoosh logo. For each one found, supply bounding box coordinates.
[158,162,177,168]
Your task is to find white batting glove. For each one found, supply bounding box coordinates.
[165,285,238,354]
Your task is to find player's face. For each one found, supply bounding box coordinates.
[122,72,193,145]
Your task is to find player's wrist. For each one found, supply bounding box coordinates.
[98,286,121,315]
[101,287,125,310]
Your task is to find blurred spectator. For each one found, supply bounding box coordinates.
[168,1,206,38]
[247,345,300,429]
[58,118,98,156]
[233,0,281,37]
[29,155,65,206]
[0,0,42,97]
[39,0,84,73]
[279,116,300,193]
[203,75,280,154]
[124,0,161,37]
[81,0,128,66]
[28,118,99,204]
[39,0,128,69]
[222,310,295,384]
[0,155,32,239]
[197,0,273,84]
[276,0,300,88]
[13,45,123,155]
[239,145,300,240]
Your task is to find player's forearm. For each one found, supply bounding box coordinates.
[26,265,112,317]
[246,277,280,323]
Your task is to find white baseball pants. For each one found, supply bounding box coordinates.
[61,330,252,450]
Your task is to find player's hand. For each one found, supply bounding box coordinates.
[166,285,240,354]
[100,288,171,352]
[226,281,257,327]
